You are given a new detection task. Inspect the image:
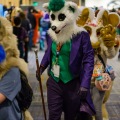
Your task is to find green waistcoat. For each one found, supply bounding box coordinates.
[50,41,73,83]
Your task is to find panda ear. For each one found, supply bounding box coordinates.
[66,2,78,13]
[43,3,50,12]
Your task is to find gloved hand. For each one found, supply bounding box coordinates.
[36,66,44,81]
[78,87,88,100]
[36,70,41,81]
[100,24,116,48]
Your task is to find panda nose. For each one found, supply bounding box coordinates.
[51,26,57,31]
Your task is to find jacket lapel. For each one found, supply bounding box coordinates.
[47,33,81,66]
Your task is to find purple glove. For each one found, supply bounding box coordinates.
[36,66,44,81]
[36,70,41,81]
[78,87,88,100]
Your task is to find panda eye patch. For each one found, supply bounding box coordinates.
[51,14,55,21]
[58,14,66,21]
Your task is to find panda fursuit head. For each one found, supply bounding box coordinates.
[43,0,85,43]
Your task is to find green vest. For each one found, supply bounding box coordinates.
[50,41,73,83]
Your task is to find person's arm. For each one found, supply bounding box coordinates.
[103,46,119,58]
[0,93,6,104]
[22,27,29,42]
[80,31,94,89]
[78,31,94,100]
[40,35,52,74]
[36,35,52,80]
[0,68,21,103]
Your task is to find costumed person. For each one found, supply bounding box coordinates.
[5,6,15,22]
[39,12,50,51]
[32,9,43,47]
[27,6,36,50]
[116,7,120,59]
[0,17,33,120]
[37,0,96,119]
[19,11,31,62]
[11,7,22,25]
[13,16,28,59]
[76,8,120,120]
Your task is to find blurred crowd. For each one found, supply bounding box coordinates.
[0,4,120,62]
[0,4,50,63]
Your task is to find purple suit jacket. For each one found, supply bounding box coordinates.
[40,31,95,115]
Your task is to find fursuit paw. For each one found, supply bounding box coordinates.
[78,87,88,100]
[103,118,109,120]
[23,110,33,120]
[102,104,109,120]
[100,24,116,48]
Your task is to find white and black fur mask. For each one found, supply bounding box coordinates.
[43,2,84,43]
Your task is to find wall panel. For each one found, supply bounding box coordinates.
[33,0,80,10]
[0,0,30,7]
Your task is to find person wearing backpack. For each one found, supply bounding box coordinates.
[27,6,36,50]
[13,16,28,59]
[0,16,33,120]
[32,9,43,47]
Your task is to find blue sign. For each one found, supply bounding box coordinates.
[0,4,3,17]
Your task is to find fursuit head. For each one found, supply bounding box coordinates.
[43,0,85,43]
[76,7,120,51]
[0,16,28,79]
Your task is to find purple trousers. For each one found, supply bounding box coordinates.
[47,77,81,120]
